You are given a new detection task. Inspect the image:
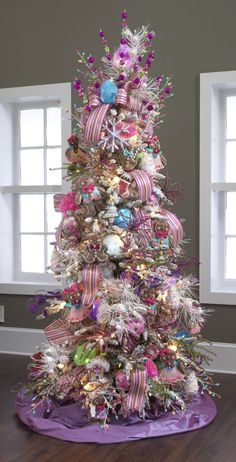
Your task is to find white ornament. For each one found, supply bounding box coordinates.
[103,234,124,256]
[184,372,199,396]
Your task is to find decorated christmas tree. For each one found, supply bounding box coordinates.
[16,11,218,442]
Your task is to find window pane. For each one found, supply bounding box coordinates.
[21,234,44,273]
[20,195,44,232]
[47,107,61,146]
[225,141,236,182]
[225,237,236,279]
[20,109,44,147]
[47,235,54,270]
[46,148,62,185]
[225,192,236,235]
[20,149,44,185]
[46,194,60,232]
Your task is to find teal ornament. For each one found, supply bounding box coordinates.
[175,330,190,339]
[100,80,118,104]
[113,208,132,229]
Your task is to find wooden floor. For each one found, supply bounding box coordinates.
[0,354,236,462]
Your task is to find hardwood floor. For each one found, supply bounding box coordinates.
[0,354,235,462]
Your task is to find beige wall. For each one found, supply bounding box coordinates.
[0,0,235,342]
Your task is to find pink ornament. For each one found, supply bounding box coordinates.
[116,371,129,390]
[145,359,158,378]
[128,319,145,337]
[115,121,138,140]
[159,366,184,383]
[59,192,78,215]
[190,324,201,334]
[112,45,134,68]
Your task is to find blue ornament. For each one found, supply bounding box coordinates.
[113,208,132,229]
[175,330,190,339]
[100,80,118,104]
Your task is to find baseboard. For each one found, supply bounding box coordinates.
[0,327,235,374]
[202,341,236,374]
[0,326,46,356]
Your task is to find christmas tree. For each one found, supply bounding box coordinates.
[16,11,218,441]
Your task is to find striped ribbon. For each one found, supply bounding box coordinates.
[132,208,154,244]
[84,104,110,142]
[83,87,141,142]
[127,369,147,412]
[53,194,65,212]
[44,319,76,345]
[160,209,183,248]
[130,170,153,202]
[81,264,100,307]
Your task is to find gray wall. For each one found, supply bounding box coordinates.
[0,0,235,342]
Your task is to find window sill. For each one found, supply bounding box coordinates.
[0,281,62,296]
[200,288,236,305]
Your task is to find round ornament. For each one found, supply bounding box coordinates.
[103,234,124,257]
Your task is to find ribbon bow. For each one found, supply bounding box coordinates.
[83,85,142,143]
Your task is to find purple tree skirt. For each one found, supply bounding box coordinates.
[15,389,217,444]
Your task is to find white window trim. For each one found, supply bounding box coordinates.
[200,70,236,305]
[0,83,71,295]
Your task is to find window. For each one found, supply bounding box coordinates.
[0,84,71,294]
[200,71,236,304]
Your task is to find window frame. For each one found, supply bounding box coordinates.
[0,83,71,295]
[14,101,61,283]
[200,70,236,305]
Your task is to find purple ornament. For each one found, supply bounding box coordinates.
[121,10,128,19]
[132,77,140,86]
[90,299,100,321]
[73,79,81,90]
[147,31,155,40]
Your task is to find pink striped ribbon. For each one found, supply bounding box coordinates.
[132,208,154,244]
[160,209,184,248]
[53,193,65,212]
[116,88,128,106]
[84,104,110,142]
[127,369,147,412]
[81,264,100,307]
[44,319,76,345]
[130,170,153,202]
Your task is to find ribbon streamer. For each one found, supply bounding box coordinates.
[127,369,147,412]
[44,319,77,345]
[132,208,154,244]
[84,104,110,142]
[160,209,183,248]
[130,170,153,202]
[81,264,100,307]
[53,194,65,212]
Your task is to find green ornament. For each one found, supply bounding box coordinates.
[74,344,97,366]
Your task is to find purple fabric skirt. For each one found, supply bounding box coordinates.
[15,389,217,444]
